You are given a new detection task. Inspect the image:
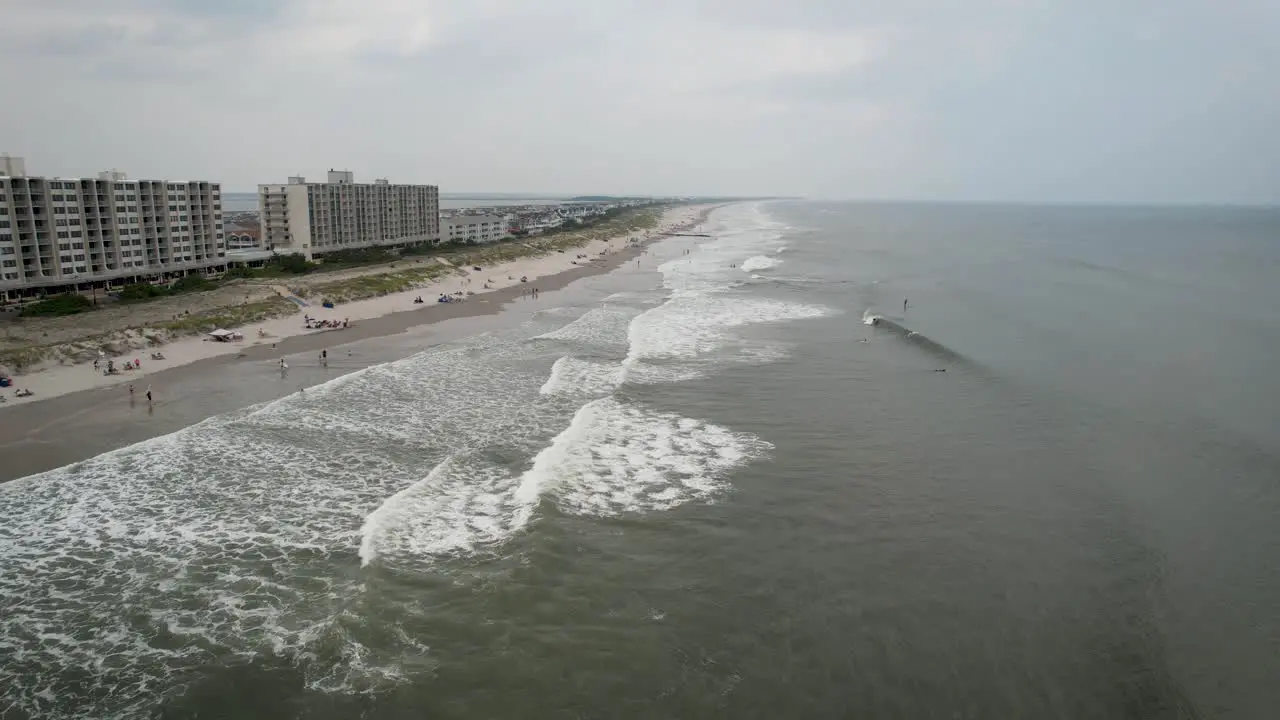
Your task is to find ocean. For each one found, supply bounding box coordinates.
[2,202,1279,718]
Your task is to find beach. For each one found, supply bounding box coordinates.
[0,205,714,409]
[0,204,717,482]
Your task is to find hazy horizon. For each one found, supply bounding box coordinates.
[2,1,1277,205]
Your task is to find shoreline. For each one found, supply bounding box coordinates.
[1,205,714,408]
[0,204,721,482]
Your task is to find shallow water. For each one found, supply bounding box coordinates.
[2,201,1278,718]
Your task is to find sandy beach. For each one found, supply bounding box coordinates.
[0,204,719,481]
[0,204,715,410]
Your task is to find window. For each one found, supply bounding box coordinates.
[57,231,69,239]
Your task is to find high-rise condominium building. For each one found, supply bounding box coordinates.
[258,170,439,260]
[0,156,225,300]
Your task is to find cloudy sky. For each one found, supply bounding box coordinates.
[1,0,1276,203]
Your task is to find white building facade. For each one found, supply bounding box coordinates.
[259,170,439,260]
[441,214,511,244]
[0,158,225,299]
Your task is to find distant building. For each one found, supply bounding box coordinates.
[258,170,439,260]
[0,156,225,300]
[441,214,510,244]
[225,224,260,250]
[512,211,565,235]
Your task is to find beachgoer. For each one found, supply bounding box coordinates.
[145,386,152,403]
[904,298,908,312]
[129,383,135,394]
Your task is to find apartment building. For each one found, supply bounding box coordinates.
[441,213,511,244]
[258,170,439,260]
[0,156,225,300]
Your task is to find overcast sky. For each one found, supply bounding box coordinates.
[1,0,1276,203]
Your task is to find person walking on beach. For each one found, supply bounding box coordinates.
[145,385,152,404]
[904,298,909,313]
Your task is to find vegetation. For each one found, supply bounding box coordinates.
[20,293,94,317]
[265,253,316,275]
[156,297,299,333]
[317,247,397,267]
[0,345,48,372]
[117,283,166,301]
[117,275,217,302]
[400,242,442,257]
[298,263,454,303]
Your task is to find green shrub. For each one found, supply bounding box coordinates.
[169,275,215,294]
[320,247,396,266]
[118,283,166,302]
[267,253,315,274]
[20,293,94,317]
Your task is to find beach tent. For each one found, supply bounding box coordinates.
[208,329,235,342]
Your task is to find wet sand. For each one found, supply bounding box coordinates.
[0,242,655,483]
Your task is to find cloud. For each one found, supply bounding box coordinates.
[0,0,1275,202]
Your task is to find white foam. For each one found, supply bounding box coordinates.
[533,305,636,347]
[0,201,816,718]
[359,456,530,568]
[740,255,780,272]
[542,397,772,517]
[626,294,831,363]
[540,356,624,396]
[0,328,565,717]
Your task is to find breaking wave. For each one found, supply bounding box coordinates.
[0,201,823,718]
[862,310,971,365]
[741,255,780,272]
